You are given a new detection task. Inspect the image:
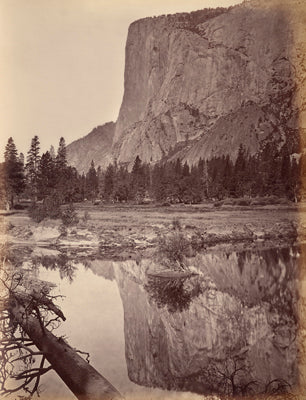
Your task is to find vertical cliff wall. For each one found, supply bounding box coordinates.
[112,0,304,165]
[66,0,305,172]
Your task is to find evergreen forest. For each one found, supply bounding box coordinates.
[1,136,303,213]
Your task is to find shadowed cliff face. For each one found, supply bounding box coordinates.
[112,0,304,165]
[67,122,115,173]
[112,247,299,396]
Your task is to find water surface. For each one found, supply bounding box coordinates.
[14,245,300,398]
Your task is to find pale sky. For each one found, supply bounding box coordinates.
[0,0,242,159]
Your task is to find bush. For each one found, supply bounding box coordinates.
[236,198,251,206]
[222,199,233,206]
[250,196,287,206]
[250,198,266,206]
[264,195,279,205]
[28,202,46,222]
[13,203,27,210]
[157,232,191,269]
[28,195,62,222]
[43,195,62,219]
[278,198,290,205]
[61,203,79,226]
[59,224,67,237]
[172,217,182,231]
[82,210,91,222]
[7,222,14,230]
[214,198,251,207]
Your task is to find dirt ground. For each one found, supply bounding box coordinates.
[1,201,304,261]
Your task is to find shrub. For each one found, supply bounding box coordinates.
[250,196,287,206]
[157,232,190,269]
[7,222,14,231]
[236,198,251,206]
[28,202,46,222]
[28,194,62,222]
[172,217,182,231]
[82,210,91,222]
[59,224,67,237]
[250,197,268,206]
[278,198,289,205]
[61,203,79,226]
[13,204,27,210]
[265,195,279,205]
[43,195,62,219]
[222,198,233,206]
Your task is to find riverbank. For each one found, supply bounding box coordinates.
[1,202,302,261]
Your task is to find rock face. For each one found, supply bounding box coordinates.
[66,122,115,173]
[68,0,306,171]
[113,248,298,396]
[112,0,305,165]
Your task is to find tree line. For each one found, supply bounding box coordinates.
[99,145,301,204]
[1,136,303,210]
[1,136,82,209]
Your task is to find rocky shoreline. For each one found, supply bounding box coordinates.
[3,205,300,262]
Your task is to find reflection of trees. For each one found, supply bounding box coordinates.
[32,253,78,283]
[145,276,203,313]
[205,353,257,397]
[171,351,293,398]
[199,247,299,323]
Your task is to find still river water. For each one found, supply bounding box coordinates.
[15,245,301,399]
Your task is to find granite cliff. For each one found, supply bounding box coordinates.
[67,0,306,172]
[67,122,115,173]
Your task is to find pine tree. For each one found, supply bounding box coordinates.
[151,164,165,201]
[113,165,130,202]
[103,163,115,200]
[234,144,247,197]
[37,151,57,199]
[54,137,70,202]
[86,160,99,200]
[56,137,67,171]
[131,156,146,202]
[3,137,25,207]
[19,153,25,166]
[49,145,56,159]
[4,137,18,163]
[25,135,41,200]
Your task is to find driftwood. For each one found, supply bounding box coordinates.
[9,297,123,400]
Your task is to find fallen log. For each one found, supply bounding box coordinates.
[14,289,66,321]
[9,297,123,400]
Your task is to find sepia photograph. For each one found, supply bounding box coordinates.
[0,0,306,399]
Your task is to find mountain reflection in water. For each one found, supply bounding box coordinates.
[19,246,299,398]
[145,276,204,313]
[114,247,299,397]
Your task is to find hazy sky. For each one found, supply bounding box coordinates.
[0,0,242,159]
